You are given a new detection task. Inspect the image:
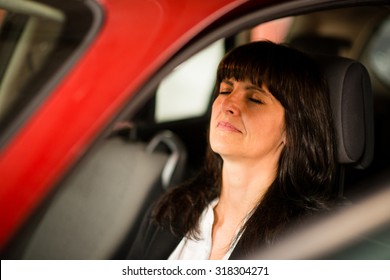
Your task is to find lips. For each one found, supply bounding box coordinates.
[217,121,242,133]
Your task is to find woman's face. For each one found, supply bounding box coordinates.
[210,78,286,165]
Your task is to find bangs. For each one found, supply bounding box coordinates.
[215,41,286,102]
[217,49,269,89]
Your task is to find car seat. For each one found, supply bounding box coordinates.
[13,129,187,259]
[313,54,374,197]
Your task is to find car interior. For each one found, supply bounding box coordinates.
[2,2,390,259]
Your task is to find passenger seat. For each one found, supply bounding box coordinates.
[18,129,187,259]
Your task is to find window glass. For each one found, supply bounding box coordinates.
[0,0,97,143]
[367,16,390,89]
[251,17,293,43]
[0,0,64,123]
[155,40,225,122]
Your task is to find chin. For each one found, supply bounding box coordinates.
[210,142,236,157]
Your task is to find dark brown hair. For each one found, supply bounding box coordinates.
[153,41,338,256]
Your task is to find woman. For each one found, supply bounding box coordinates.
[128,40,338,260]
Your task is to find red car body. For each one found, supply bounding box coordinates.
[0,0,277,250]
[1,0,389,259]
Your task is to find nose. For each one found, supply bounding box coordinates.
[221,92,241,116]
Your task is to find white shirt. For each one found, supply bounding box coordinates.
[168,199,241,260]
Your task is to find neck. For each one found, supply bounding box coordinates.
[210,158,277,260]
[215,158,277,224]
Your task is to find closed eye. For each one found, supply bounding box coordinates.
[249,97,263,104]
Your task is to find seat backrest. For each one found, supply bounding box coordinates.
[18,130,186,259]
[314,55,374,194]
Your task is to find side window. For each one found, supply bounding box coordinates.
[155,40,225,122]
[0,0,64,124]
[251,17,293,43]
[367,15,390,89]
[0,0,96,143]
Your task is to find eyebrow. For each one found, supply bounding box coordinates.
[221,79,234,87]
[221,79,273,99]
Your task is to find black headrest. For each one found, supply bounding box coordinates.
[314,55,374,169]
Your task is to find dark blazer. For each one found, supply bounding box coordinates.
[127,210,246,260]
[127,212,181,259]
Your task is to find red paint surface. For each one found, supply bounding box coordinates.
[0,0,255,251]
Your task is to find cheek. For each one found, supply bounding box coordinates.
[210,99,221,121]
[249,110,285,139]
[212,96,222,110]
[209,101,219,138]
